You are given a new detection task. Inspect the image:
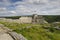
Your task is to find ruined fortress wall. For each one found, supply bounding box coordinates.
[19,17,32,23]
[0,14,48,24]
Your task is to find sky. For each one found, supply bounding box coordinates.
[0,0,60,16]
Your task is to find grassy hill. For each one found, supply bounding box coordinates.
[0,21,60,40]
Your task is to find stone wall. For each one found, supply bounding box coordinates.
[0,14,48,24]
[32,14,45,24]
[19,17,32,23]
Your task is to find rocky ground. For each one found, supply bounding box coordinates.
[0,24,27,40]
[0,25,14,40]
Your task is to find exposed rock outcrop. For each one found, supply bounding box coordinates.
[0,24,27,40]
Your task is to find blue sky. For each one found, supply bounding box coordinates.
[0,0,60,16]
[10,0,22,3]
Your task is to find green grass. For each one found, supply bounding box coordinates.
[14,26,60,40]
[0,21,60,40]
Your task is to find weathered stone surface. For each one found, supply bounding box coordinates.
[52,22,60,28]
[8,32,27,40]
[0,24,14,40]
[0,24,12,32]
[19,17,32,23]
[0,24,27,40]
[0,33,14,40]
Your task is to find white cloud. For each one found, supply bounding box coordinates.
[0,8,7,13]
[13,0,60,15]
[0,0,60,16]
[9,11,16,14]
[23,0,48,4]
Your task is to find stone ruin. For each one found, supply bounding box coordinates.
[19,14,48,24]
[32,14,43,24]
[0,14,48,24]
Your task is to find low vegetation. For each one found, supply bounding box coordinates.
[5,16,21,19]
[0,16,60,40]
[44,16,60,23]
[0,21,60,40]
